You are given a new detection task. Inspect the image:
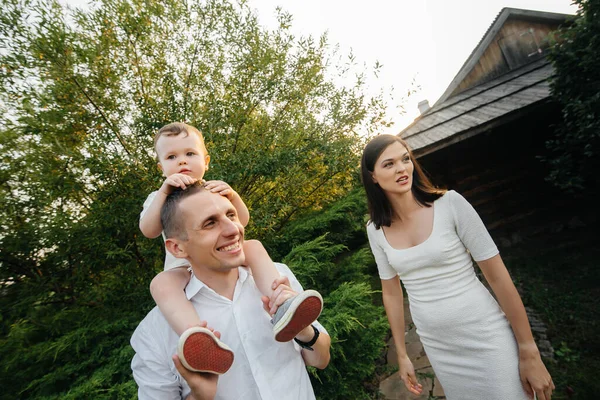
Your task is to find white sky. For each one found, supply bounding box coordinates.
[63,0,578,133]
[246,0,578,133]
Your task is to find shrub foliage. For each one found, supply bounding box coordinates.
[0,0,389,398]
[546,0,600,191]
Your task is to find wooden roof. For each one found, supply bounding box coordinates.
[403,58,553,156]
[435,8,569,105]
[400,8,573,157]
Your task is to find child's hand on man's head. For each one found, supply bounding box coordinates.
[205,180,249,227]
[204,180,235,200]
[160,173,198,195]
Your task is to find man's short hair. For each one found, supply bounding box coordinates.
[154,122,208,156]
[161,181,208,240]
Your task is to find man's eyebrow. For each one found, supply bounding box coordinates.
[194,207,237,228]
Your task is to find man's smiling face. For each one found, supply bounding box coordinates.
[171,190,246,273]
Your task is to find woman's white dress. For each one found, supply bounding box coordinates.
[367,190,529,400]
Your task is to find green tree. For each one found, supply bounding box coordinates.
[0,0,391,398]
[546,0,600,191]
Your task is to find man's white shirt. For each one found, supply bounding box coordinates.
[131,263,326,400]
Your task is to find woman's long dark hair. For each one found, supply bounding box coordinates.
[360,134,446,229]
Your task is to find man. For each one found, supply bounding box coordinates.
[131,182,331,399]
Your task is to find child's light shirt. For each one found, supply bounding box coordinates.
[141,191,190,271]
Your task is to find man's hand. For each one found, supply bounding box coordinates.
[160,173,198,195]
[174,324,224,400]
[173,355,218,400]
[262,277,331,369]
[261,276,297,315]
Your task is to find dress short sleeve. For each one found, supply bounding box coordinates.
[366,222,399,280]
[447,190,499,262]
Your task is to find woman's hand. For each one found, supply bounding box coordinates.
[398,355,423,395]
[519,345,555,400]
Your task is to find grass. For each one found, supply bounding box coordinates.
[502,225,600,400]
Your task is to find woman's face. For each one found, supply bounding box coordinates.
[371,141,414,195]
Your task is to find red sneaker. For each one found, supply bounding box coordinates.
[272,290,323,342]
[177,327,234,374]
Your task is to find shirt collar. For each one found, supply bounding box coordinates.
[185,267,249,300]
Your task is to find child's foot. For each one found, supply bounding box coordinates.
[272,290,323,342]
[177,327,234,374]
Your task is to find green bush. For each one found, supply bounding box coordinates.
[0,0,389,397]
[279,190,389,399]
[546,0,600,191]
[266,186,369,260]
[283,241,388,399]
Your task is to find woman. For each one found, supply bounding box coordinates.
[361,135,554,400]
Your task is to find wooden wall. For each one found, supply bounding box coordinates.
[416,103,596,247]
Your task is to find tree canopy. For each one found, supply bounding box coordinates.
[546,0,600,191]
[0,0,392,398]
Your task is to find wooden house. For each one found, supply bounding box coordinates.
[399,8,591,246]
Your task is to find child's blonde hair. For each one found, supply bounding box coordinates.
[154,122,208,156]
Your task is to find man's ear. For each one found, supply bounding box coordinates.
[165,238,188,259]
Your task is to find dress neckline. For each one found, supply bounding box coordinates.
[380,199,438,251]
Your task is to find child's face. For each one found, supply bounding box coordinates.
[156,133,210,180]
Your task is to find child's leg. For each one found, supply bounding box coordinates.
[150,267,202,336]
[151,267,234,374]
[244,239,323,342]
[243,239,280,299]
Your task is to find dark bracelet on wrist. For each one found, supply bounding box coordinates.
[294,325,320,351]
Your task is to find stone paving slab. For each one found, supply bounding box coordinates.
[433,377,445,397]
[412,355,430,371]
[380,370,433,400]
